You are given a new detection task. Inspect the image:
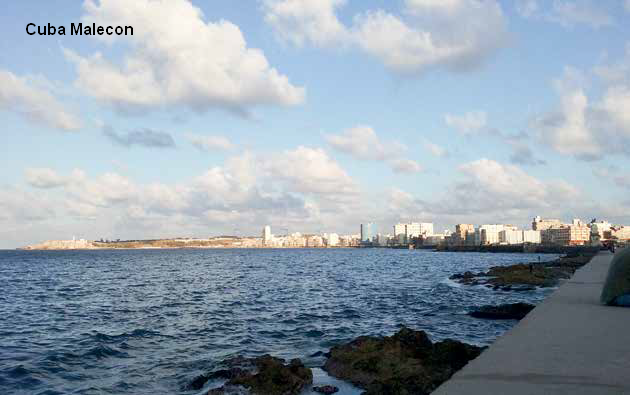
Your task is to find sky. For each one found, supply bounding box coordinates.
[2,0,630,248]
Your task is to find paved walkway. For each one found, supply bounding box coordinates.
[434,251,630,395]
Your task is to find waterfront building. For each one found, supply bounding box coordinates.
[590,221,612,242]
[263,225,272,246]
[424,234,446,246]
[393,222,434,244]
[360,223,373,243]
[605,226,630,241]
[532,216,563,231]
[522,230,542,244]
[499,229,523,245]
[477,224,506,245]
[453,224,475,246]
[325,233,339,247]
[542,223,590,246]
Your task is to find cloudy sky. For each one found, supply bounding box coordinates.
[2,0,630,248]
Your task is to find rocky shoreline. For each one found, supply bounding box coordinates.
[449,251,596,289]
[189,328,483,395]
[189,252,596,395]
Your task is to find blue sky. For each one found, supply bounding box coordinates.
[2,0,630,248]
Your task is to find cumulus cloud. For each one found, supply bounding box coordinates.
[325,126,423,175]
[423,141,448,158]
[187,134,234,152]
[0,70,81,131]
[65,0,305,115]
[390,159,423,174]
[533,65,630,160]
[325,125,406,160]
[386,158,583,226]
[444,111,487,135]
[103,126,176,148]
[7,147,365,246]
[263,0,508,75]
[263,0,349,47]
[517,0,614,29]
[25,168,71,189]
[266,146,359,199]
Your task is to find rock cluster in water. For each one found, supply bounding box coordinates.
[189,355,312,395]
[323,327,483,395]
[450,252,596,288]
[468,302,535,320]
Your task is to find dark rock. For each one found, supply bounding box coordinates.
[313,384,339,394]
[450,252,597,289]
[468,303,535,320]
[323,327,482,395]
[190,355,312,395]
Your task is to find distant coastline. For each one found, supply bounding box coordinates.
[19,238,601,254]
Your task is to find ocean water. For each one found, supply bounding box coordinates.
[0,248,559,395]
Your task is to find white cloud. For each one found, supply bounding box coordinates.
[390,159,423,174]
[548,1,613,29]
[423,140,448,157]
[264,0,508,75]
[7,147,365,246]
[0,70,81,131]
[65,0,305,115]
[516,0,539,17]
[325,125,406,160]
[25,168,70,189]
[444,111,487,134]
[263,0,349,47]
[266,146,359,199]
[533,65,630,160]
[626,0,630,12]
[188,134,234,152]
[386,158,584,226]
[518,0,613,29]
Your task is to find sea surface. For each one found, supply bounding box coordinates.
[0,248,559,395]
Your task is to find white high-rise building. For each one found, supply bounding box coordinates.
[263,225,272,246]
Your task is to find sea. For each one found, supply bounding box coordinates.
[0,248,559,395]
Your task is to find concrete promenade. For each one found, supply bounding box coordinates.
[434,251,630,395]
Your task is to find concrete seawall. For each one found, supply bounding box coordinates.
[434,251,630,395]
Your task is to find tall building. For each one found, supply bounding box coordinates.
[453,224,474,245]
[532,216,562,231]
[360,223,373,243]
[393,222,434,243]
[542,224,590,246]
[476,224,506,245]
[262,225,272,246]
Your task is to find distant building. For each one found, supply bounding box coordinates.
[393,222,433,244]
[532,216,562,231]
[542,223,590,246]
[263,225,272,246]
[590,221,612,243]
[522,230,542,244]
[477,224,507,245]
[604,226,630,242]
[453,224,474,245]
[360,223,373,243]
[499,229,523,245]
[324,233,339,247]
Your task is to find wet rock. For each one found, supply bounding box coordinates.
[323,327,483,395]
[469,303,535,320]
[450,252,597,289]
[190,355,312,395]
[313,384,339,394]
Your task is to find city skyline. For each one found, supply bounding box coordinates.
[3,1,630,248]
